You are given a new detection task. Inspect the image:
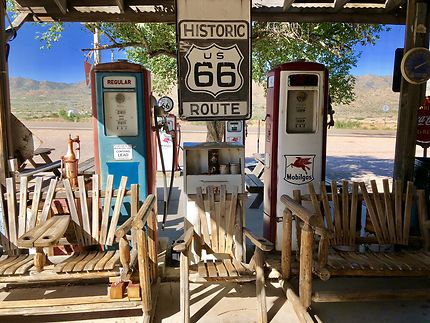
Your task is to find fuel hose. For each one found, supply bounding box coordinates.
[163,126,176,229]
[154,114,168,230]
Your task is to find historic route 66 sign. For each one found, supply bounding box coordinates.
[176,0,251,121]
[185,44,244,97]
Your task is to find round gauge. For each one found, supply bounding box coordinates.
[115,93,126,104]
[400,47,430,84]
[158,96,174,113]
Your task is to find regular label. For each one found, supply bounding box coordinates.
[113,144,133,160]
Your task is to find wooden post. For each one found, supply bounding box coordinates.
[394,0,429,182]
[137,229,152,322]
[0,2,13,184]
[34,247,46,272]
[255,247,267,323]
[281,209,292,280]
[180,250,190,323]
[299,224,313,308]
[119,236,130,275]
[148,208,158,281]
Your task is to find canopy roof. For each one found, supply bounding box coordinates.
[14,0,407,24]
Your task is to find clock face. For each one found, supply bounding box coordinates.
[401,47,430,84]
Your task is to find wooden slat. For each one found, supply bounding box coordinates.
[39,178,58,224]
[359,182,384,244]
[83,251,107,271]
[331,181,342,243]
[334,0,351,10]
[72,251,98,272]
[206,261,218,278]
[4,255,34,275]
[208,186,218,252]
[225,186,238,254]
[234,201,243,261]
[17,215,58,248]
[417,190,429,251]
[283,0,295,11]
[349,182,359,244]
[402,181,414,245]
[6,178,17,248]
[382,178,396,242]
[64,179,84,245]
[197,262,207,277]
[94,250,116,271]
[106,176,128,246]
[341,180,350,244]
[0,255,27,275]
[232,259,249,276]
[99,175,114,245]
[308,183,323,226]
[34,215,70,247]
[14,255,35,275]
[18,177,28,237]
[215,261,228,277]
[0,184,9,251]
[91,174,100,244]
[60,252,90,273]
[53,0,68,15]
[0,256,19,273]
[218,185,226,253]
[104,250,120,270]
[223,259,238,277]
[320,182,334,236]
[394,180,403,243]
[78,176,91,245]
[370,180,389,242]
[196,187,210,247]
[130,183,138,250]
[28,177,43,230]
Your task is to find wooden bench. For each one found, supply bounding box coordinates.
[19,147,62,178]
[245,173,264,208]
[281,179,430,308]
[0,175,158,320]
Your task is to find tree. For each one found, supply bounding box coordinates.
[37,21,386,140]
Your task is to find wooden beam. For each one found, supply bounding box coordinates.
[283,0,295,12]
[116,0,126,13]
[53,0,68,15]
[385,0,407,12]
[334,0,351,11]
[394,0,429,182]
[0,2,12,184]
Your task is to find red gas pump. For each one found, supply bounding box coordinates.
[264,61,329,250]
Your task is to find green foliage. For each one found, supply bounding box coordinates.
[334,119,362,129]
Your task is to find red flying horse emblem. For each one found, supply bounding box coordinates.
[287,157,312,174]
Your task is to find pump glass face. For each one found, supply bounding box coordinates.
[158,96,174,113]
[401,47,430,84]
[103,91,138,136]
[227,121,242,132]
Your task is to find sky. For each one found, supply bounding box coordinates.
[7,22,406,84]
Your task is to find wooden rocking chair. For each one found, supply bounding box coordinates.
[174,185,273,323]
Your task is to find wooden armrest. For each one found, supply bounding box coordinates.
[281,194,321,227]
[129,194,157,232]
[17,215,70,248]
[243,227,273,252]
[173,226,194,253]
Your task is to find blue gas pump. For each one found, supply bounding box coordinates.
[91,61,156,198]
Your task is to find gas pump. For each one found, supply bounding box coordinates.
[91,61,156,198]
[225,120,246,145]
[156,113,180,172]
[263,61,329,250]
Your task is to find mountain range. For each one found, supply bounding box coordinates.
[8,75,427,127]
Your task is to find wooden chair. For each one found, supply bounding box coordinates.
[174,185,273,323]
[281,179,430,308]
[0,175,158,320]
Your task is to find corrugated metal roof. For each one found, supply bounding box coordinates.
[13,0,407,24]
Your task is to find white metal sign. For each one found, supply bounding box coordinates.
[113,144,133,160]
[176,0,251,120]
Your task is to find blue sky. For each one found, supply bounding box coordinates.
[7,22,405,83]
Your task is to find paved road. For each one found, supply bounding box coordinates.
[23,120,425,183]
